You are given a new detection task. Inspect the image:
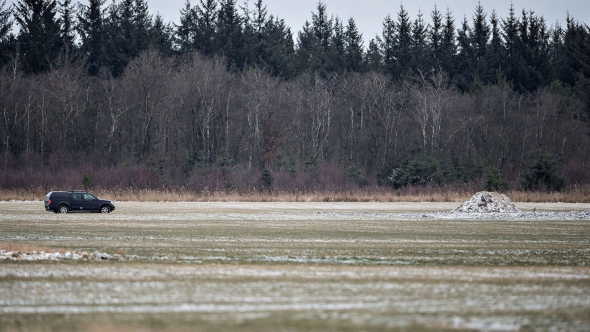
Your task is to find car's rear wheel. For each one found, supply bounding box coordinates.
[100,205,111,213]
[58,205,69,214]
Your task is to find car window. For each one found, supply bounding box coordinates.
[72,193,82,200]
[84,193,95,201]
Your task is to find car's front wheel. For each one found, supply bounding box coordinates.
[58,205,69,214]
[100,205,111,213]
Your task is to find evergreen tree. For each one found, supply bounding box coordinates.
[14,0,63,73]
[131,0,151,52]
[505,9,552,92]
[523,11,550,90]
[240,2,296,76]
[502,4,520,88]
[486,10,503,80]
[263,16,295,79]
[329,17,345,73]
[312,2,331,51]
[561,16,590,112]
[104,0,152,76]
[365,37,382,72]
[0,0,10,40]
[394,5,412,77]
[77,0,105,75]
[455,16,472,90]
[311,1,333,75]
[411,10,428,73]
[195,0,217,56]
[58,0,75,52]
[549,22,565,83]
[104,0,127,76]
[216,0,244,70]
[175,0,197,52]
[252,0,266,36]
[522,154,565,191]
[295,20,315,74]
[295,2,335,76]
[440,8,456,76]
[513,8,532,91]
[240,1,256,68]
[249,0,267,65]
[344,17,364,72]
[469,2,489,82]
[429,5,443,70]
[0,0,16,67]
[559,15,581,86]
[150,14,174,55]
[379,15,396,76]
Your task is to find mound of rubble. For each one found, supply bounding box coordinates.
[0,250,124,261]
[452,191,521,213]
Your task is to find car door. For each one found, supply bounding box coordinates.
[70,193,84,211]
[82,193,99,211]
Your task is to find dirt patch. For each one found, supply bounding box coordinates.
[452,191,521,213]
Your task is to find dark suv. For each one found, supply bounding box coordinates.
[44,191,115,213]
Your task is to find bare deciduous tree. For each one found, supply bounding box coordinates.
[408,69,452,154]
[0,69,25,166]
[100,74,129,156]
[122,50,172,160]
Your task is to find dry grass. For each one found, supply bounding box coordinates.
[506,185,590,203]
[0,242,57,254]
[1,185,590,203]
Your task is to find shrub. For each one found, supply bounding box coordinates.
[347,165,368,187]
[484,165,509,191]
[82,172,93,190]
[259,168,274,190]
[387,154,444,189]
[521,154,565,191]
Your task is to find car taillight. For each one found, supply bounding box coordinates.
[48,199,52,205]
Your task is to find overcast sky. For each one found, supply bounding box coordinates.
[8,0,590,43]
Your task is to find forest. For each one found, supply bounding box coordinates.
[0,0,589,195]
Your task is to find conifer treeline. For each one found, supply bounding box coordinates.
[0,0,589,192]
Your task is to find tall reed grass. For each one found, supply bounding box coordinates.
[2,185,589,203]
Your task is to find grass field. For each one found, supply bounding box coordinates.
[1,201,589,331]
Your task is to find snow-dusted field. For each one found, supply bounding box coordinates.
[1,201,589,331]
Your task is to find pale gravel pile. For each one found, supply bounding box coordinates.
[452,191,521,213]
[419,210,590,220]
[0,250,124,261]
